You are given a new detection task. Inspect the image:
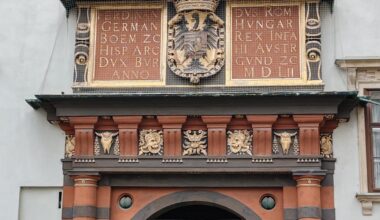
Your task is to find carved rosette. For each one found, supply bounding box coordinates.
[183,130,207,156]
[94,131,119,156]
[273,131,298,155]
[168,0,224,84]
[65,135,75,158]
[305,2,321,80]
[73,8,91,85]
[227,130,252,156]
[139,130,163,156]
[320,133,333,158]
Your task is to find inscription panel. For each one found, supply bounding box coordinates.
[231,5,300,80]
[92,8,164,84]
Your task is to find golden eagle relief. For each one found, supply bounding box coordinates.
[168,0,224,84]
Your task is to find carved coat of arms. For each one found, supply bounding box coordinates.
[168,0,225,84]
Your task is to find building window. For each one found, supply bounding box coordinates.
[366,90,380,191]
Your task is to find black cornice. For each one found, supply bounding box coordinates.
[27,91,358,122]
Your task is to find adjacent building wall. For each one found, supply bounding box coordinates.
[0,0,75,219]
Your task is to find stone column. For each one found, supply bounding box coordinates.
[69,117,98,156]
[247,115,278,156]
[294,175,324,220]
[113,116,142,156]
[293,115,324,155]
[157,116,187,157]
[201,116,231,156]
[72,175,100,220]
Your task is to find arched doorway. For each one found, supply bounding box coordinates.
[132,191,261,220]
[152,203,242,220]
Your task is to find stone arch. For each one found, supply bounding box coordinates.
[132,190,262,220]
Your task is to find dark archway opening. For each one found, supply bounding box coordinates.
[152,204,243,220]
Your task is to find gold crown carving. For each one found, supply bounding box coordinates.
[173,0,220,12]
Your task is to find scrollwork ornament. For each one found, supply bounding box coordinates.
[183,130,207,156]
[227,130,252,156]
[75,53,88,65]
[168,0,224,84]
[139,130,163,156]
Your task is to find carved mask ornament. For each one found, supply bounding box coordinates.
[227,130,252,156]
[183,130,207,156]
[168,0,225,84]
[139,130,163,155]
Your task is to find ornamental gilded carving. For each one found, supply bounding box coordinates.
[183,130,207,156]
[168,0,225,84]
[273,131,299,155]
[320,133,333,158]
[139,129,163,156]
[94,131,119,155]
[227,130,252,156]
[65,135,75,158]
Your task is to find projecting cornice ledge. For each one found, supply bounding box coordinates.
[335,58,380,69]
[26,92,358,123]
[59,0,335,13]
[356,193,380,216]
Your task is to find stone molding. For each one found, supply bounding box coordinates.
[356,193,380,216]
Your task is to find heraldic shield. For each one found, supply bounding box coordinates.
[168,0,225,84]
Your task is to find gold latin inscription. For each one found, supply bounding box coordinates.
[231,6,300,79]
[94,9,162,81]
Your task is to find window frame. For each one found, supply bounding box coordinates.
[365,89,380,192]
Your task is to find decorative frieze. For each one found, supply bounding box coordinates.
[296,158,320,163]
[206,158,228,163]
[94,131,119,156]
[183,130,208,156]
[162,158,183,163]
[74,158,96,163]
[118,158,139,163]
[252,158,273,163]
[139,129,163,156]
[227,130,252,156]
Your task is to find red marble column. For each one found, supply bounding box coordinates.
[247,115,278,156]
[72,175,100,220]
[113,116,142,156]
[293,115,324,155]
[157,116,187,156]
[201,116,232,156]
[69,117,98,156]
[294,175,324,220]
